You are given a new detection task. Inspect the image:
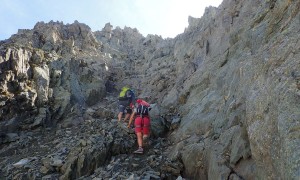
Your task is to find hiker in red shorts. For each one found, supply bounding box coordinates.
[128,99,151,154]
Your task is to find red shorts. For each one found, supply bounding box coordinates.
[134,116,150,135]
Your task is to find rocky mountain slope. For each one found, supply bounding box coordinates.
[0,0,300,179]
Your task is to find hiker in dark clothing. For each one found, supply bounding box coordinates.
[118,86,135,122]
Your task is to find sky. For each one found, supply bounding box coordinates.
[0,0,223,40]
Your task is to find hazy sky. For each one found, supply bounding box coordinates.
[0,0,223,40]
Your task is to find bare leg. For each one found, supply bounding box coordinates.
[133,132,144,154]
[123,113,131,122]
[118,112,123,122]
[143,135,149,147]
[136,132,143,148]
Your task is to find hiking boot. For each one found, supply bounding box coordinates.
[133,147,143,154]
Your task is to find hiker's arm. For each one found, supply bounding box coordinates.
[128,111,136,128]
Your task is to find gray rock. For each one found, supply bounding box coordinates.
[13,158,30,168]
[0,133,19,143]
[170,117,181,130]
[1,0,300,179]
[33,66,50,106]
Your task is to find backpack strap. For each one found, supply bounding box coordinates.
[137,105,150,118]
[140,105,144,118]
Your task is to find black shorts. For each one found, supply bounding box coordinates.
[119,104,132,114]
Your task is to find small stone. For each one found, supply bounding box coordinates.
[40,166,50,174]
[79,139,87,146]
[50,158,63,167]
[132,163,139,168]
[13,158,30,168]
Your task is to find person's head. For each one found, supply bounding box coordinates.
[136,99,142,104]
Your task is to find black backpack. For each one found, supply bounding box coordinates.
[136,105,151,117]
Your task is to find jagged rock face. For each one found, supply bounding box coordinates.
[0,0,300,179]
[0,21,108,129]
[165,0,300,179]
